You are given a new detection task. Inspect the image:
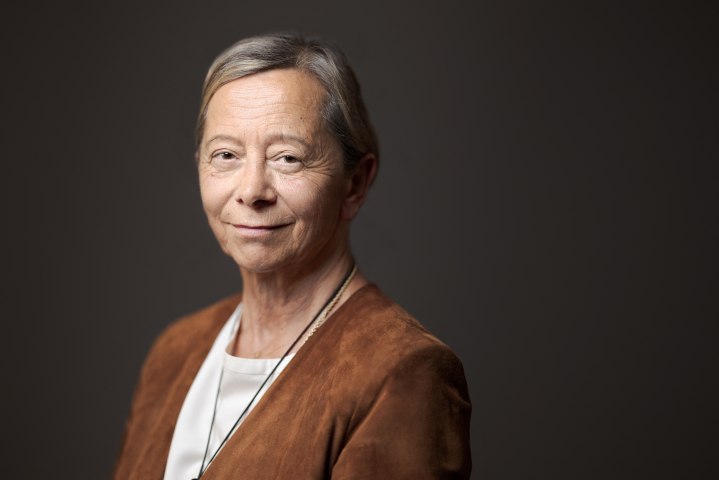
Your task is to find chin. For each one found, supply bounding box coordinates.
[225,247,294,274]
[220,232,335,275]
[235,259,284,274]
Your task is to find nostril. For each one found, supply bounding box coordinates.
[239,194,277,209]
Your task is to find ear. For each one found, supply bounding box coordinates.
[194,150,200,166]
[341,153,378,221]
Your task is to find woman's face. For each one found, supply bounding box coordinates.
[198,68,349,273]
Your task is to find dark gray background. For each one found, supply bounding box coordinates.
[3,0,717,478]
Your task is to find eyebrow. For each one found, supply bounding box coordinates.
[204,133,312,150]
[204,134,240,147]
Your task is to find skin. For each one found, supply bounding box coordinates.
[198,68,377,359]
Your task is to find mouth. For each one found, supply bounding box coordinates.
[232,223,289,236]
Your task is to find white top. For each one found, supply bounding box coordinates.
[163,303,295,480]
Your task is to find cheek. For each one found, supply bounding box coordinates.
[199,172,230,218]
[287,179,344,236]
[199,173,233,252]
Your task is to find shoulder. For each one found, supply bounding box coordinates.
[142,292,242,374]
[322,284,469,404]
[334,284,464,371]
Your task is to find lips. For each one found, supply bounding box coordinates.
[232,224,287,230]
[231,223,289,237]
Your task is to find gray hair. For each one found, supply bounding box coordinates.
[196,33,379,174]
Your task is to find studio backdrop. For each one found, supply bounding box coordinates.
[2,0,717,478]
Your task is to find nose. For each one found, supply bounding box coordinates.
[234,157,276,208]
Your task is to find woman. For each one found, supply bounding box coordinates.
[113,33,471,480]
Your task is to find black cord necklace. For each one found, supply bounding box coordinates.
[193,264,356,479]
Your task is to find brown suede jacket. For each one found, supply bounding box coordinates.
[113,284,472,479]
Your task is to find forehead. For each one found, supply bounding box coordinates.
[205,69,327,139]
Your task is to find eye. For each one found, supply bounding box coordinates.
[268,153,303,173]
[208,150,240,171]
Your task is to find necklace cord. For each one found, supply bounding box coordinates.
[196,263,357,479]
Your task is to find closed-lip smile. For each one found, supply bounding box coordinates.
[233,224,287,229]
[232,223,289,236]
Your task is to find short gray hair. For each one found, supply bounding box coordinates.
[196,33,379,174]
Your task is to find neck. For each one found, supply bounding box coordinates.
[240,244,354,320]
[233,232,366,358]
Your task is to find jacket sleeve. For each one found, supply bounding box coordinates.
[331,345,472,480]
